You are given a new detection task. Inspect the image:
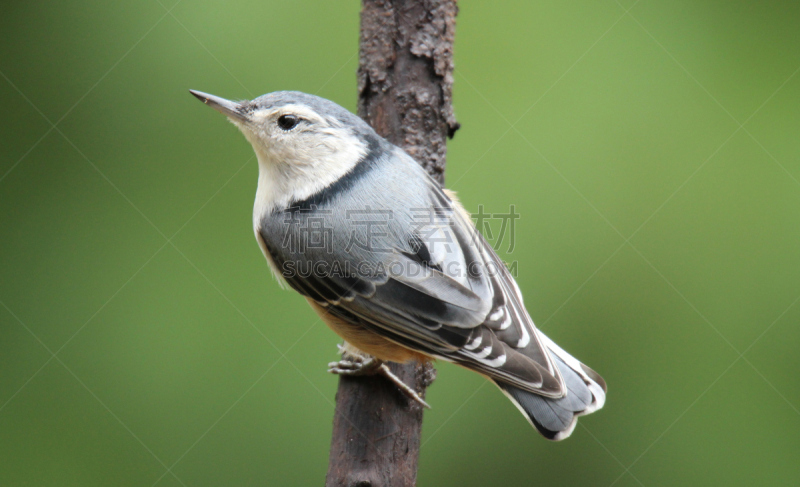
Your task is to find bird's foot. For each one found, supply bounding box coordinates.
[328,343,383,376]
[328,345,431,409]
[327,354,383,376]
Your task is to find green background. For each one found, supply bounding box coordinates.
[2,0,799,485]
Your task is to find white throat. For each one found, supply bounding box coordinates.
[251,129,367,230]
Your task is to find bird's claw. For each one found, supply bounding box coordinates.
[378,363,431,409]
[327,355,382,376]
[327,348,431,409]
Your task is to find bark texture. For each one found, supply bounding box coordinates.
[357,0,459,185]
[325,1,458,486]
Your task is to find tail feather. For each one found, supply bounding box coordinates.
[496,339,607,441]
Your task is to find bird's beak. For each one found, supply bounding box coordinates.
[189,90,249,123]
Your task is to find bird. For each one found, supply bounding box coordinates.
[189,89,606,440]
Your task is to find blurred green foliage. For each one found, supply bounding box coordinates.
[2,1,799,485]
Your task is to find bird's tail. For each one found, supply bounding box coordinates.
[495,334,607,441]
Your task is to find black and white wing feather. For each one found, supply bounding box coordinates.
[257,148,606,440]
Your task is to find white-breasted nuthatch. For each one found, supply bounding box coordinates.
[190,89,606,440]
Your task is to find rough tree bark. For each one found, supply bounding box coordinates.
[325,1,459,486]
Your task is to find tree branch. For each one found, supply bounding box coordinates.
[325,1,458,486]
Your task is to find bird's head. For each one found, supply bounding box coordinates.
[190,90,373,169]
[190,90,381,210]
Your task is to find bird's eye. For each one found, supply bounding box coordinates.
[277,114,299,131]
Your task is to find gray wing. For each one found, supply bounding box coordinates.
[261,178,565,399]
